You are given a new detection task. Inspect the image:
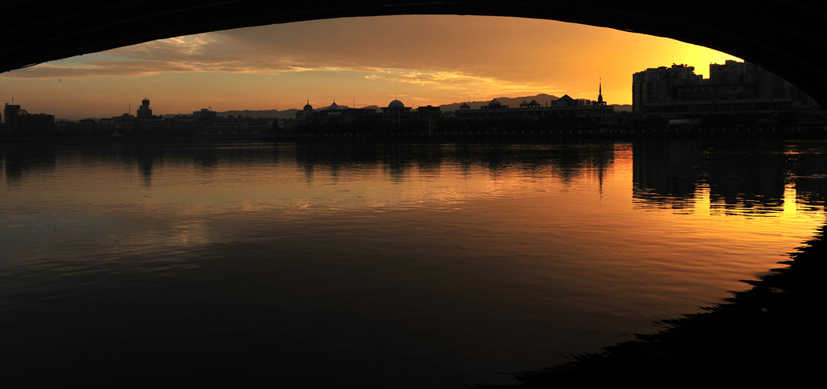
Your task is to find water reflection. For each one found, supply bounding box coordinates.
[788,142,827,208]
[633,139,827,215]
[5,139,817,213]
[290,140,618,185]
[1,143,57,187]
[0,139,825,388]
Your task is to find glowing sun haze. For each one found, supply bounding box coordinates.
[0,15,740,120]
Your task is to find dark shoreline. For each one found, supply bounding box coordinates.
[278,125,827,141]
[2,124,826,144]
[475,222,827,388]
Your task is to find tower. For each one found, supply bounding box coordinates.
[597,79,604,104]
[137,98,153,119]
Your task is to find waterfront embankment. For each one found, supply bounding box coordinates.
[278,125,827,141]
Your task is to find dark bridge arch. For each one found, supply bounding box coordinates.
[2,1,825,107]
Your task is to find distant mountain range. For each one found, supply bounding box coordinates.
[160,94,631,120]
[440,94,561,111]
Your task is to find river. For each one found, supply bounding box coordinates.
[1,138,824,387]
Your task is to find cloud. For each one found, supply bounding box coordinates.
[117,35,218,58]
[364,69,557,96]
[4,16,596,82]
[3,61,200,78]
[2,49,554,97]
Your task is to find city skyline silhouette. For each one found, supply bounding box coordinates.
[0,16,739,120]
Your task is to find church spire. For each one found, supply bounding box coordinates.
[597,78,604,104]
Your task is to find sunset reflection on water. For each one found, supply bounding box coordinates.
[1,139,824,387]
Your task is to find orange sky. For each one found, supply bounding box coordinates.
[0,16,741,120]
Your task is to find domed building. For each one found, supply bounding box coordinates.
[382,98,411,124]
[295,100,314,121]
[482,98,508,110]
[518,99,541,109]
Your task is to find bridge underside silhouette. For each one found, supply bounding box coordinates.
[2,1,825,108]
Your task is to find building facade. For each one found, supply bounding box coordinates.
[633,61,825,123]
[454,83,613,126]
[3,103,55,135]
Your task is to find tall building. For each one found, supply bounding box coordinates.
[632,60,824,123]
[137,99,153,119]
[632,64,703,113]
[3,103,54,134]
[707,60,799,101]
[4,103,21,131]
